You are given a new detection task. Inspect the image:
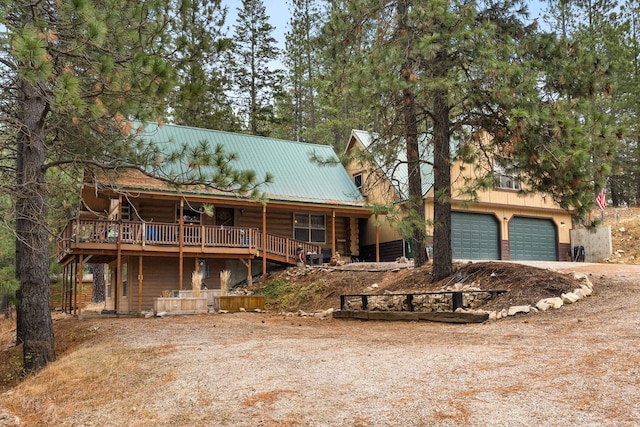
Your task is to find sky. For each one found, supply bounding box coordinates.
[222,0,549,49]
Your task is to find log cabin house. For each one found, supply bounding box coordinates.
[56,123,371,315]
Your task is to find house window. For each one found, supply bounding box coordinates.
[353,173,363,194]
[494,162,521,190]
[294,213,326,243]
[177,205,201,224]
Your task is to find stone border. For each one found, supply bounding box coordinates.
[459,272,594,321]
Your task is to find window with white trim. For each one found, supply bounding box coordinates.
[353,173,363,194]
[494,162,521,190]
[294,213,326,243]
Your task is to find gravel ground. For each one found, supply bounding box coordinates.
[2,262,640,426]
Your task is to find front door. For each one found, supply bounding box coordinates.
[216,207,235,226]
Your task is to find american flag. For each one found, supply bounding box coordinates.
[595,189,607,210]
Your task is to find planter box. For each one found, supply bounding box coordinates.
[153,297,208,315]
[174,289,221,308]
[218,296,265,312]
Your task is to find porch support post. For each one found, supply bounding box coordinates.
[138,256,143,312]
[69,259,75,313]
[75,255,84,316]
[179,199,184,290]
[240,258,252,286]
[375,214,380,262]
[262,204,267,281]
[115,195,122,313]
[61,264,66,313]
[332,209,336,256]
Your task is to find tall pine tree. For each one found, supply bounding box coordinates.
[167,0,241,131]
[229,0,283,136]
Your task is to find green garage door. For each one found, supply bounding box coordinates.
[451,212,500,260]
[509,217,557,261]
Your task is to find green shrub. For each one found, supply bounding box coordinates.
[257,279,327,311]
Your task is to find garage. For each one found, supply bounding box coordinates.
[508,217,557,261]
[451,212,500,260]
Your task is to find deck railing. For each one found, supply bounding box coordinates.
[57,219,321,264]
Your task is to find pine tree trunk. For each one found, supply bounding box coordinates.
[431,83,453,282]
[398,0,427,268]
[15,80,56,373]
[90,264,106,303]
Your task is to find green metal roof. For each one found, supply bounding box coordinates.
[136,122,366,206]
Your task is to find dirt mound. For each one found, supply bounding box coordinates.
[256,261,582,313]
[604,207,640,264]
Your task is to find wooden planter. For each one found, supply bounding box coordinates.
[218,296,265,312]
[153,297,208,315]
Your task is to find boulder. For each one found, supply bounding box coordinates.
[572,272,594,290]
[561,292,580,304]
[580,285,593,296]
[573,288,586,299]
[536,300,551,311]
[541,297,564,309]
[507,305,530,316]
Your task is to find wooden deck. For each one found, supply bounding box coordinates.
[57,219,321,265]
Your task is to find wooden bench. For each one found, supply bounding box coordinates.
[335,290,507,323]
[339,289,507,312]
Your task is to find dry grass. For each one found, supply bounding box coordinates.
[220,269,231,296]
[191,271,202,297]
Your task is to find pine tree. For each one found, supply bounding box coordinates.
[0,0,267,373]
[323,0,618,280]
[229,0,284,136]
[281,0,322,142]
[167,0,241,131]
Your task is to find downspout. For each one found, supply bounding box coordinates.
[375,214,380,262]
[332,209,336,256]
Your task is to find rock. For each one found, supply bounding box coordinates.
[507,305,531,316]
[371,283,379,289]
[0,410,20,426]
[561,292,580,304]
[573,274,594,291]
[536,300,551,311]
[580,285,593,296]
[542,297,564,309]
[488,311,498,321]
[219,309,229,314]
[156,311,167,318]
[499,309,508,319]
[239,307,246,312]
[573,288,586,299]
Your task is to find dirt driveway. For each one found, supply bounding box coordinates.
[2,262,640,426]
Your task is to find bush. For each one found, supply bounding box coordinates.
[257,279,327,312]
